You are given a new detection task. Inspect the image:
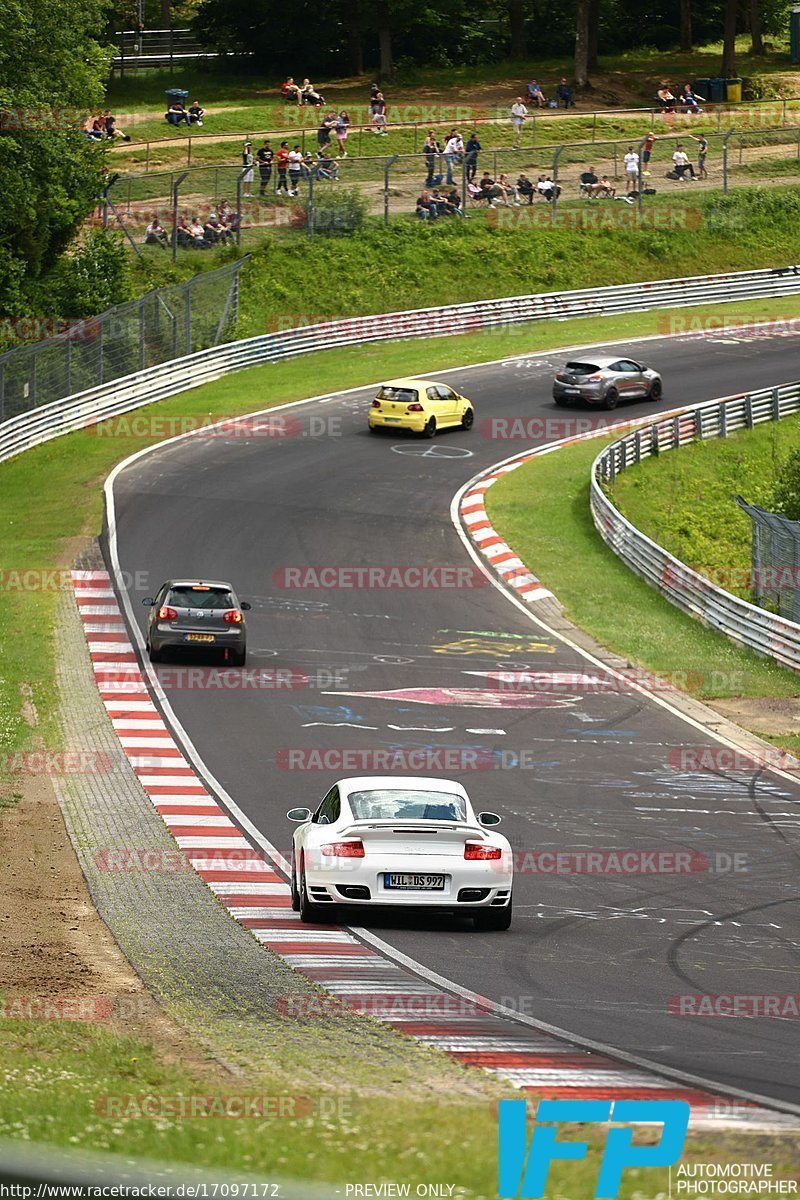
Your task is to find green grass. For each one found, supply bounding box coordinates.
[610,414,799,600]
[3,1020,794,1195]
[485,433,800,705]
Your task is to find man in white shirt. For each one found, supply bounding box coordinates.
[443,131,464,185]
[623,146,639,193]
[672,144,697,180]
[510,97,528,149]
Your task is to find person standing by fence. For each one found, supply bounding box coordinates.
[510,97,528,149]
[257,141,273,196]
[464,131,481,182]
[241,141,254,198]
[276,141,290,193]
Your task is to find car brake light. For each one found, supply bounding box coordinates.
[464,842,501,860]
[321,840,365,857]
[223,609,243,624]
[588,374,603,381]
[406,403,424,412]
[371,399,381,408]
[157,606,177,620]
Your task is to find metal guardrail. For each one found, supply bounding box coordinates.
[4,263,800,469]
[590,381,800,671]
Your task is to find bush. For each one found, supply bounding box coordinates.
[308,187,369,236]
[769,449,800,520]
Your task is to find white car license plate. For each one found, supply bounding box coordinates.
[384,873,444,890]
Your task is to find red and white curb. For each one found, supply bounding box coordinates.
[460,462,554,602]
[72,569,795,1129]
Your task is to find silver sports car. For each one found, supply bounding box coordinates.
[552,355,663,409]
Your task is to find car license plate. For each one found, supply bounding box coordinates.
[384,873,444,890]
[564,387,580,395]
[186,633,215,643]
[384,417,400,422]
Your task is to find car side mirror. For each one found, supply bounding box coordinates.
[142,597,154,606]
[287,807,312,822]
[240,601,252,611]
[478,811,502,826]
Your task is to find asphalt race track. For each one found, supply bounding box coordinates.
[107,328,800,1109]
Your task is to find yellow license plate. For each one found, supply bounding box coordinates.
[186,633,215,643]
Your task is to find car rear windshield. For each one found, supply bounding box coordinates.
[564,361,600,374]
[167,586,234,609]
[377,387,417,402]
[348,789,467,822]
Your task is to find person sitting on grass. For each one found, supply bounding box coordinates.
[174,216,192,248]
[188,99,205,126]
[166,99,190,126]
[516,173,535,204]
[203,211,231,244]
[144,217,168,248]
[219,199,239,232]
[188,215,210,248]
[416,190,438,219]
[104,110,131,141]
[556,78,574,108]
[526,79,547,107]
[315,151,340,180]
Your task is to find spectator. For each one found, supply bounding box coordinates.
[464,131,481,182]
[282,77,302,104]
[241,141,254,198]
[694,133,708,179]
[370,90,388,135]
[301,79,325,106]
[623,145,640,192]
[188,99,205,126]
[219,199,239,231]
[476,171,496,202]
[672,143,697,180]
[144,216,168,248]
[443,130,464,185]
[335,110,350,157]
[188,215,210,248]
[317,112,334,151]
[556,78,574,108]
[84,115,103,140]
[526,79,547,107]
[175,215,192,249]
[579,167,598,192]
[656,84,676,113]
[594,174,616,197]
[288,144,303,194]
[166,99,190,126]
[276,141,290,193]
[680,84,704,113]
[423,132,443,187]
[444,186,465,217]
[516,173,535,204]
[315,152,340,180]
[537,175,561,201]
[510,97,528,149]
[257,140,273,195]
[642,131,656,176]
[369,82,380,103]
[498,173,520,204]
[104,110,131,141]
[91,114,107,137]
[203,211,230,245]
[416,189,438,220]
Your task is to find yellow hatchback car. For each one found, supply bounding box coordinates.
[368,377,475,437]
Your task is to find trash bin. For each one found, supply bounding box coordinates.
[708,78,725,103]
[724,78,743,103]
[165,88,189,104]
[693,77,712,102]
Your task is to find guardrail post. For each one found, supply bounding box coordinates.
[719,402,728,437]
[620,439,627,471]
[384,155,398,226]
[634,429,642,462]
[608,450,616,483]
[673,414,680,448]
[651,424,659,456]
[696,408,703,439]
[745,394,754,428]
[772,387,781,420]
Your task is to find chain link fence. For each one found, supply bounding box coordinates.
[735,496,800,622]
[0,259,247,425]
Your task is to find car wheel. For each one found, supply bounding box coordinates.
[423,417,437,438]
[474,896,513,931]
[461,408,474,430]
[368,423,381,433]
[650,378,663,400]
[147,639,162,663]
[290,856,300,911]
[229,646,246,667]
[299,861,325,923]
[604,388,619,411]
[553,396,567,407]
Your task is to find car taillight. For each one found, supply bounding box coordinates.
[321,840,365,857]
[464,842,502,860]
[406,403,424,412]
[371,399,381,408]
[223,609,243,624]
[157,606,177,620]
[588,374,603,381]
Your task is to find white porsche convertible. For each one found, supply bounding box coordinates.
[287,776,513,930]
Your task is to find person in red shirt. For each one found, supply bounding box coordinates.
[276,141,290,193]
[642,131,656,177]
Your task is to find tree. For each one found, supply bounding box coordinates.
[587,0,600,70]
[721,0,738,76]
[750,0,763,53]
[680,0,692,51]
[509,0,527,57]
[574,0,590,87]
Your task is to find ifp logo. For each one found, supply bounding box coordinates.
[498,1098,689,1197]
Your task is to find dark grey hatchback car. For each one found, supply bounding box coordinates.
[143,579,252,665]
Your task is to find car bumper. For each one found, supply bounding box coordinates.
[553,383,605,405]
[368,414,428,433]
[150,624,246,652]
[305,853,513,908]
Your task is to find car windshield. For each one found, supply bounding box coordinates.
[378,387,417,402]
[348,789,467,822]
[564,361,600,374]
[167,586,234,609]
